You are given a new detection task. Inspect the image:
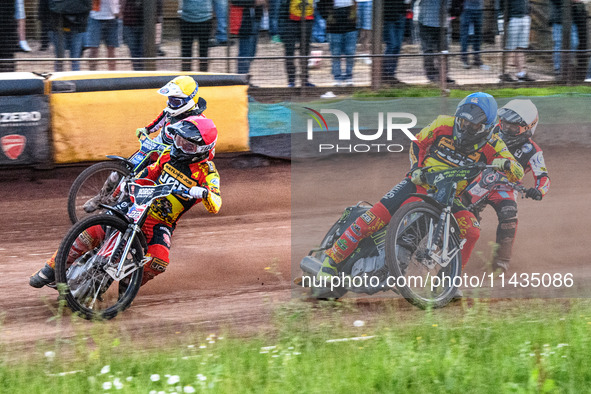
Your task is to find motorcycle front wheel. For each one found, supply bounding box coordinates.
[54,214,143,320]
[67,161,131,224]
[385,201,462,309]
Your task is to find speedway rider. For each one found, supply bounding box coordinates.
[30,116,222,288]
[83,75,207,213]
[465,99,549,272]
[317,92,525,279]
[138,75,207,145]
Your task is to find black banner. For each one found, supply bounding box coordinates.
[0,95,51,167]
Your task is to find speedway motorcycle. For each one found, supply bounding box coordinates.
[55,180,190,320]
[67,130,169,224]
[300,161,512,309]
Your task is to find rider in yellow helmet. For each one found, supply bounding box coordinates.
[136,75,207,145]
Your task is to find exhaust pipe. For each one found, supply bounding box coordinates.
[300,256,323,276]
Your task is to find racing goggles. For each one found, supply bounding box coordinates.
[174,134,215,155]
[499,119,523,136]
[456,117,486,136]
[168,96,191,110]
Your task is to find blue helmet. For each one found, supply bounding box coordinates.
[453,92,498,153]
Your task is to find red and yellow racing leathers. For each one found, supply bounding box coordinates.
[46,151,221,286]
[326,115,524,268]
[134,151,221,283]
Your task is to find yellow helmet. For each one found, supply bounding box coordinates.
[158,76,199,116]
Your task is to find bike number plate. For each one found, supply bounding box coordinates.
[127,206,146,223]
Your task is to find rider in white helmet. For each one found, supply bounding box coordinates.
[466,99,550,273]
[136,75,207,145]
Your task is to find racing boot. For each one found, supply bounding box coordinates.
[29,263,56,288]
[316,255,338,279]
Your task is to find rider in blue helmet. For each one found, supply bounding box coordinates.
[316,92,524,290]
[453,92,498,153]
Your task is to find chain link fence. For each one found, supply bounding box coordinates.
[2,0,591,92]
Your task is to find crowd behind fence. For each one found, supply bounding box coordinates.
[1,0,591,91]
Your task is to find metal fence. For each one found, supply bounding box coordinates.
[3,0,591,93]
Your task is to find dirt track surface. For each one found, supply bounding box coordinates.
[0,147,588,352]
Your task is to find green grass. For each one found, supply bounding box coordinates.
[3,299,591,393]
[354,85,591,98]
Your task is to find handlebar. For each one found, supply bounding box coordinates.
[172,189,193,199]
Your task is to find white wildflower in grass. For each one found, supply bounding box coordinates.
[353,320,365,327]
[199,345,207,349]
[149,391,156,394]
[102,381,112,390]
[197,374,207,381]
[44,351,55,360]
[100,365,111,375]
[167,375,180,385]
[557,343,569,348]
[184,386,196,393]
[150,374,160,382]
[187,345,195,349]
[126,376,133,382]
[293,352,301,356]
[113,378,123,390]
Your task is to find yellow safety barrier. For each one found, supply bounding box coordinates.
[48,71,249,163]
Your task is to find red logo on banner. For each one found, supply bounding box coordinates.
[1,134,27,160]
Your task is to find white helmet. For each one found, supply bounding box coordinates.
[497,99,539,148]
[158,76,199,117]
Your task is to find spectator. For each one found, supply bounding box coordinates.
[122,0,144,70]
[0,0,18,72]
[15,0,31,52]
[86,0,120,71]
[318,0,357,86]
[179,0,213,72]
[38,0,52,51]
[572,0,587,81]
[499,0,534,82]
[355,0,371,64]
[279,0,315,87]
[550,0,578,78]
[269,0,282,42]
[233,0,265,75]
[382,0,407,85]
[156,0,166,56]
[418,0,454,84]
[50,4,90,71]
[460,0,488,70]
[311,8,326,43]
[211,0,229,46]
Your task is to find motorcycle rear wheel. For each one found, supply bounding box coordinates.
[67,161,130,224]
[54,214,143,320]
[385,201,462,309]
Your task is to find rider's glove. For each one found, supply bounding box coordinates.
[135,127,147,138]
[492,158,510,172]
[189,186,209,199]
[525,187,543,201]
[410,168,425,185]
